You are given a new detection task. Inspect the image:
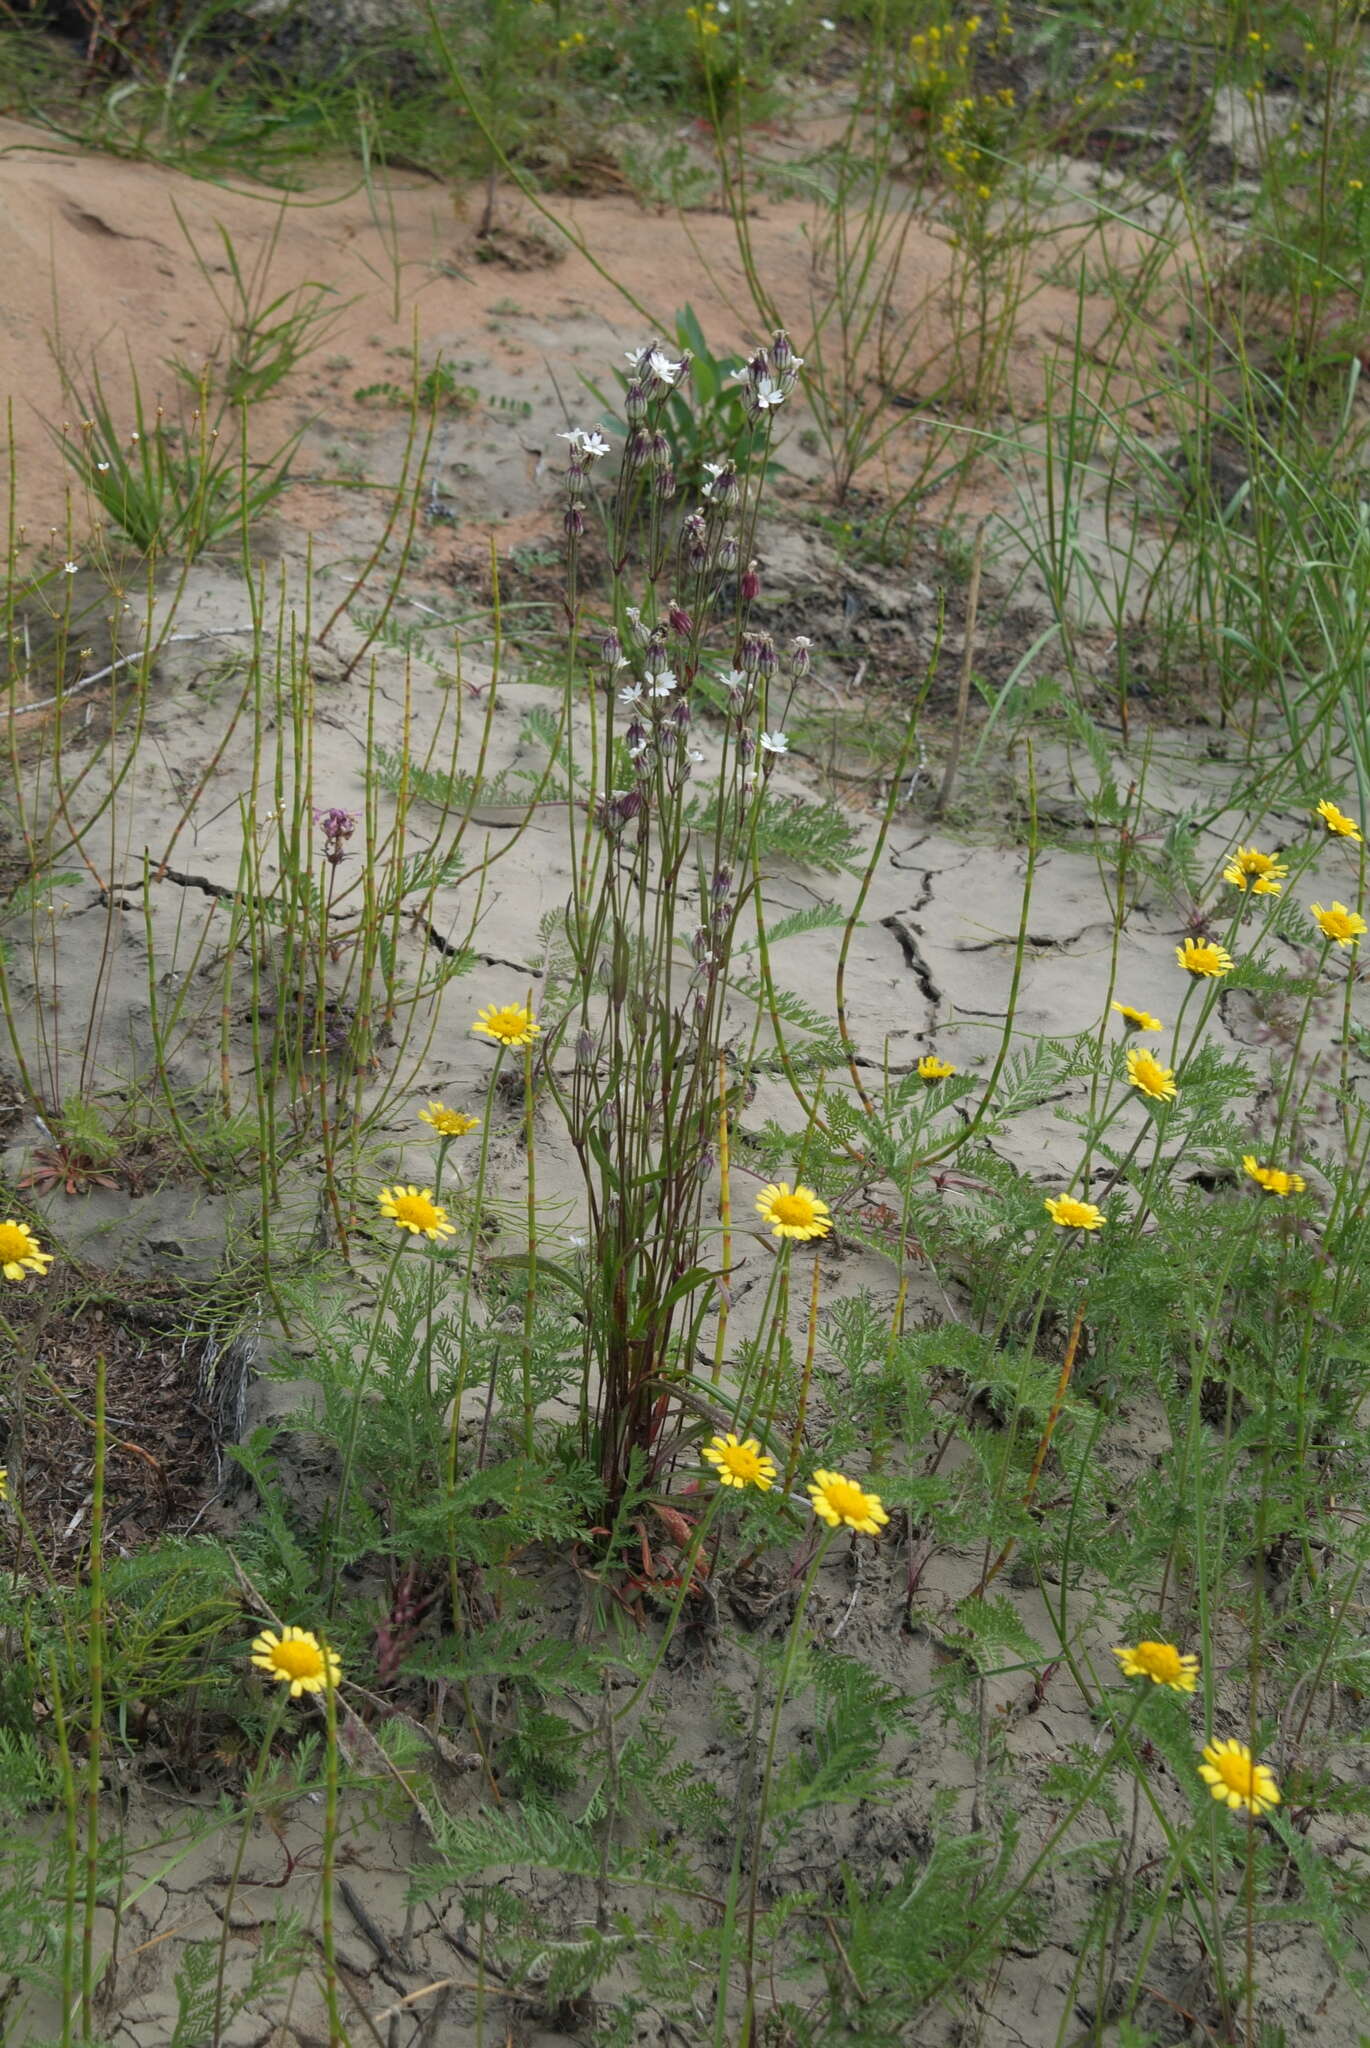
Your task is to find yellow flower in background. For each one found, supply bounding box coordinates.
[1112,1640,1199,1692]
[1242,1155,1306,1197]
[250,1627,342,1699]
[473,1002,540,1048]
[755,1183,831,1242]
[917,1055,957,1081]
[1315,799,1361,841]
[1198,1738,1280,1818]
[807,1470,889,1535]
[378,1185,456,1240]
[1043,1195,1105,1231]
[1111,1001,1162,1032]
[1126,1047,1177,1103]
[0,1469,7,1504]
[1311,900,1367,947]
[419,1102,481,1138]
[702,1433,778,1491]
[1223,845,1287,895]
[1176,938,1234,978]
[0,1220,52,1283]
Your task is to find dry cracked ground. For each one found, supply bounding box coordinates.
[3,111,1368,2048]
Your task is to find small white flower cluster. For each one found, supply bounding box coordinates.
[558,423,611,541]
[733,330,803,421]
[624,344,688,396]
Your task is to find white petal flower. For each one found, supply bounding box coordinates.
[703,460,726,477]
[753,379,787,410]
[581,430,610,457]
[648,350,684,385]
[626,738,650,760]
[96,461,110,472]
[648,671,678,699]
[720,667,749,693]
[618,683,645,706]
[759,730,789,754]
[62,561,79,575]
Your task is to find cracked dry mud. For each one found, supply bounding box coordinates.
[3,116,1369,2048]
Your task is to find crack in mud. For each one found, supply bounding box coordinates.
[120,872,539,976]
[881,911,941,1004]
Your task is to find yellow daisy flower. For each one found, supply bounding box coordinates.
[917,1055,957,1081]
[1310,900,1367,947]
[1197,1738,1280,1818]
[0,1220,52,1284]
[378,1185,456,1240]
[0,1469,8,1504]
[419,1102,481,1138]
[1315,798,1361,842]
[472,1002,540,1047]
[702,1433,778,1491]
[807,1469,889,1536]
[1112,1640,1199,1692]
[1176,938,1234,978]
[1043,1194,1105,1231]
[250,1626,342,1699]
[1126,1047,1177,1102]
[755,1183,832,1242]
[1242,1155,1306,1196]
[1222,845,1287,894]
[1110,1001,1162,1032]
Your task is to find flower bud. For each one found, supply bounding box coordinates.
[625,380,648,421]
[789,634,812,678]
[668,601,693,637]
[741,558,761,602]
[564,504,585,538]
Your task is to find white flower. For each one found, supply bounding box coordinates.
[793,635,812,650]
[648,671,678,699]
[559,426,610,458]
[648,350,684,386]
[62,561,79,575]
[626,738,650,760]
[759,730,789,754]
[618,683,645,706]
[703,460,726,478]
[688,748,705,764]
[753,379,787,411]
[720,667,749,693]
[96,461,110,472]
[820,16,835,27]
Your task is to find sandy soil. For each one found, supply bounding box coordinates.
[1,114,1367,2048]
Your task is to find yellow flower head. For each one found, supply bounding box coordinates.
[378,1185,456,1240]
[0,1220,52,1284]
[702,1433,778,1491]
[473,1002,540,1048]
[917,1055,957,1081]
[1176,938,1234,978]
[1311,900,1367,947]
[0,1469,8,1504]
[1223,845,1287,895]
[1315,799,1361,841]
[419,1102,481,1138]
[1043,1194,1105,1231]
[1112,1640,1199,1692]
[250,1626,342,1699]
[1197,1738,1280,1818]
[807,1469,889,1535]
[1111,1001,1162,1033]
[755,1183,831,1242]
[1126,1047,1177,1102]
[1243,1155,1306,1196]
